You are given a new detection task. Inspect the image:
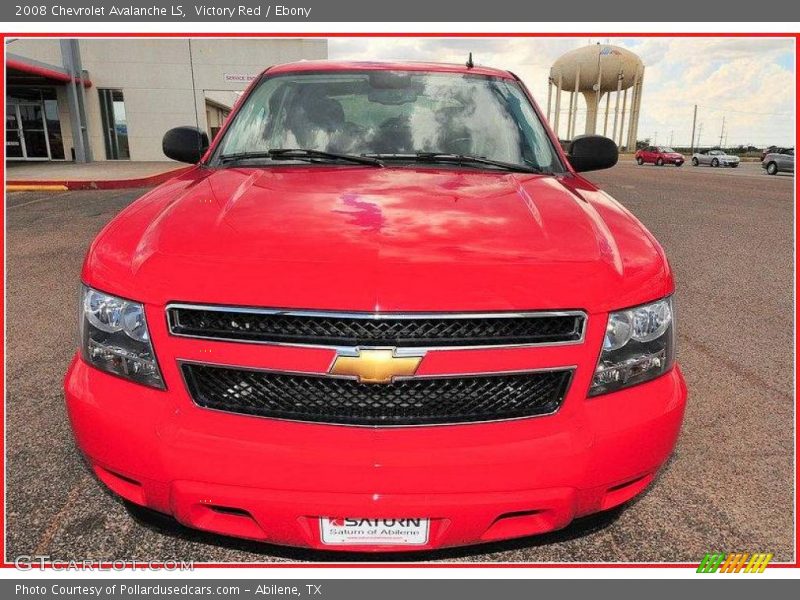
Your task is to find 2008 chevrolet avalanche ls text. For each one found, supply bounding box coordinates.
[64,61,687,552]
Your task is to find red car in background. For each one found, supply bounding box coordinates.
[635,146,685,166]
[64,61,687,552]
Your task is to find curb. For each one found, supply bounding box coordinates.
[6,166,192,192]
[7,184,69,192]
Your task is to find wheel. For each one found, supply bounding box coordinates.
[767,162,778,175]
[656,158,664,166]
[636,157,644,165]
[675,162,683,167]
[691,157,699,166]
[731,163,739,168]
[711,158,719,167]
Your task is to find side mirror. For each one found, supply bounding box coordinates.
[162,126,209,164]
[567,135,618,172]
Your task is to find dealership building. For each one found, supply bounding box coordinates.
[5,38,328,162]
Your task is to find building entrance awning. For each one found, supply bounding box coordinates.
[6,54,92,88]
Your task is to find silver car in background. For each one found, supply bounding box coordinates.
[762,148,794,175]
[691,149,740,168]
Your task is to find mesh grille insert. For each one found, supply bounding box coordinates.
[182,363,572,426]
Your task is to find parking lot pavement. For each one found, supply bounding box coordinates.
[5,164,794,564]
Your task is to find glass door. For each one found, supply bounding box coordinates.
[18,102,50,159]
[6,103,24,159]
[5,99,51,160]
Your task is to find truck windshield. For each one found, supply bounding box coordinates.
[213,71,564,173]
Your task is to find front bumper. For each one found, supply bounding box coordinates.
[65,354,687,552]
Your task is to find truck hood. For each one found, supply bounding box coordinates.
[84,166,671,313]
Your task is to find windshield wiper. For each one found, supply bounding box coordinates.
[219,148,383,167]
[365,152,542,174]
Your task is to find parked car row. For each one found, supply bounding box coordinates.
[634,147,800,172]
[634,147,744,169]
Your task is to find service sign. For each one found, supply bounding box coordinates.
[223,73,258,83]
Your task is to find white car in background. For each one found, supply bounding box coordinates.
[691,149,740,168]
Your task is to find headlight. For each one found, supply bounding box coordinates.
[589,297,675,396]
[80,286,164,389]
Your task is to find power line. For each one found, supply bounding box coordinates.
[695,104,793,117]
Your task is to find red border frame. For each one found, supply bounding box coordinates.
[1,30,797,571]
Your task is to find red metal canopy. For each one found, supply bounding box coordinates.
[6,58,92,88]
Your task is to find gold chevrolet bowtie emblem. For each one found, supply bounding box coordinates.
[329,349,424,384]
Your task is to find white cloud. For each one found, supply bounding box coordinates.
[329,37,795,147]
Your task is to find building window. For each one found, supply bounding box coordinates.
[99,88,130,160]
[43,97,65,159]
[205,97,232,141]
[5,87,65,161]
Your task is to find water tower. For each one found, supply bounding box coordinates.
[547,44,645,150]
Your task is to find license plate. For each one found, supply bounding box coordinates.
[320,517,429,545]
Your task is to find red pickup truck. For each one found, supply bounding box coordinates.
[65,60,687,552]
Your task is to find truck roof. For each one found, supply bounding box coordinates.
[264,60,517,79]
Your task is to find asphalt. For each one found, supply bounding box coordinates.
[4,159,795,564]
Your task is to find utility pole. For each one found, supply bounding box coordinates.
[697,123,703,148]
[718,116,725,147]
[654,131,658,145]
[670,130,674,146]
[690,104,698,154]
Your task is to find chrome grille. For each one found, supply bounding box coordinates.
[167,305,585,348]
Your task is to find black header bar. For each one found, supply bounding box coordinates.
[4,0,800,23]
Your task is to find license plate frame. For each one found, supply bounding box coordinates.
[319,517,430,546]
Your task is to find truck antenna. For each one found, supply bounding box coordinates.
[466,52,474,69]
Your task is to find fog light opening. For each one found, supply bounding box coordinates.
[607,474,648,493]
[208,505,253,518]
[600,473,655,511]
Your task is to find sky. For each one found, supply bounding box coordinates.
[329,37,795,148]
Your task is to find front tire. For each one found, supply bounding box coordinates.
[636,157,644,165]
[767,162,778,175]
[692,157,699,166]
[711,158,719,167]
